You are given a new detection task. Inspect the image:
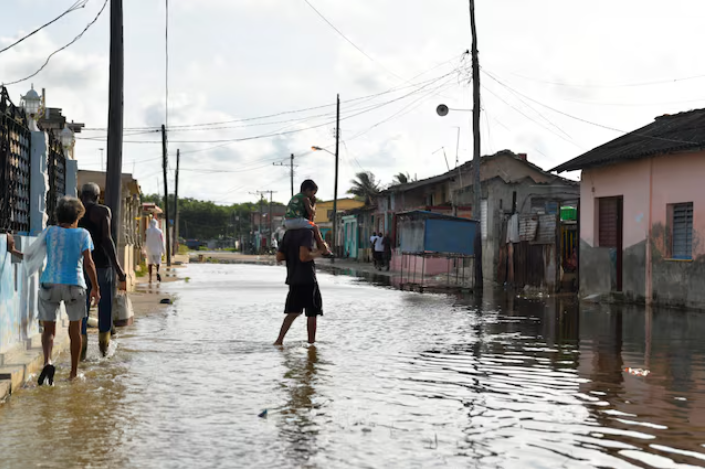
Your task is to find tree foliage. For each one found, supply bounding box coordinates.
[346,171,380,204]
[142,194,285,240]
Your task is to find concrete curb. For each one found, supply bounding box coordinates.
[0,319,71,402]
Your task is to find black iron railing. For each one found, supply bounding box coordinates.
[0,87,31,234]
[46,130,66,225]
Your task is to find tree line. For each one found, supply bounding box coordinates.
[141,194,285,241]
[140,172,414,241]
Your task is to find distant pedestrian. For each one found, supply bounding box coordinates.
[382,232,392,271]
[273,226,323,345]
[7,197,100,383]
[369,232,379,263]
[374,232,385,268]
[79,182,127,357]
[145,218,165,283]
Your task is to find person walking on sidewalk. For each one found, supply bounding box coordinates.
[374,232,385,269]
[78,183,127,357]
[7,197,100,383]
[145,218,165,283]
[273,228,323,345]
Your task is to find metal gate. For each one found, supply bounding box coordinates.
[46,130,66,225]
[0,87,31,234]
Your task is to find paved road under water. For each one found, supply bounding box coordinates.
[0,264,703,469]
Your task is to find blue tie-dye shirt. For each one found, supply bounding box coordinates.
[40,226,94,288]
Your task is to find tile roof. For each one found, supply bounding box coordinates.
[552,109,705,173]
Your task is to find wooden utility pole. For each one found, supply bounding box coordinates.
[173,148,180,255]
[161,124,171,266]
[274,154,295,198]
[331,94,340,262]
[469,0,483,288]
[290,153,294,198]
[104,0,124,242]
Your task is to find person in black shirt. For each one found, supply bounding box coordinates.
[274,228,323,345]
[78,182,127,357]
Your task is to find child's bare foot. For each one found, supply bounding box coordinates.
[273,341,283,346]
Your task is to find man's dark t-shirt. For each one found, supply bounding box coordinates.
[279,229,316,285]
[79,203,111,268]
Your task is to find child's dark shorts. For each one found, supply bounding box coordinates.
[284,283,323,317]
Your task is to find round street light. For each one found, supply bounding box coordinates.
[20,84,41,116]
[61,124,75,157]
[436,104,473,116]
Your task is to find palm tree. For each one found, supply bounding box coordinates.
[392,172,411,185]
[347,171,380,204]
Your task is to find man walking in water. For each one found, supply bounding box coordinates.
[274,226,323,345]
[78,183,127,357]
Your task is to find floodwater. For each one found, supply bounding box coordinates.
[0,264,703,469]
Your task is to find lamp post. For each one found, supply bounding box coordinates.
[312,145,338,261]
[437,102,482,288]
[60,124,75,159]
[19,84,41,131]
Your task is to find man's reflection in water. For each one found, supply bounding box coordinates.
[278,345,324,465]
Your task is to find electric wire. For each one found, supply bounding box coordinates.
[0,1,89,55]
[2,0,109,86]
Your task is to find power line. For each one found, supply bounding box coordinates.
[301,0,406,84]
[0,1,88,55]
[2,0,109,86]
[496,70,705,88]
[483,70,702,144]
[78,58,466,133]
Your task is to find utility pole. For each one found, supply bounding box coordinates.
[469,0,483,288]
[251,190,276,252]
[173,148,180,255]
[331,93,340,262]
[161,124,171,266]
[104,0,124,243]
[273,154,295,198]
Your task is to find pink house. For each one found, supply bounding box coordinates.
[553,109,704,309]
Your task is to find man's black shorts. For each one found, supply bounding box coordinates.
[284,283,323,317]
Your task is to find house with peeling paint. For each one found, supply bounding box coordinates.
[552,108,705,309]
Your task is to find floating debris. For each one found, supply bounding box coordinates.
[258,409,268,418]
[624,367,650,377]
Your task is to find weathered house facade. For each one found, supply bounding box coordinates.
[553,109,704,309]
[362,151,579,290]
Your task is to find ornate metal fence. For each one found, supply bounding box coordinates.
[0,87,31,234]
[46,130,66,225]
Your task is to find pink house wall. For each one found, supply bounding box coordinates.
[579,150,705,308]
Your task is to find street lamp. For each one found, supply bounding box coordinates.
[20,84,41,131]
[436,104,473,116]
[60,124,75,159]
[311,146,333,155]
[312,145,338,261]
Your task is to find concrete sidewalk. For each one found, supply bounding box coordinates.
[0,262,186,404]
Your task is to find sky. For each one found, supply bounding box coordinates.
[1,0,704,205]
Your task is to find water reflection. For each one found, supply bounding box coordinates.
[0,264,702,469]
[277,345,325,466]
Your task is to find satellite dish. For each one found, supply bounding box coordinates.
[436,104,449,117]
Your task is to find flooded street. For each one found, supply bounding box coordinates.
[0,263,703,469]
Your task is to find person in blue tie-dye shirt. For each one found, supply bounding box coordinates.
[9,197,100,384]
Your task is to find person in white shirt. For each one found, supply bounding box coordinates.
[369,233,379,263]
[145,218,165,283]
[373,232,385,268]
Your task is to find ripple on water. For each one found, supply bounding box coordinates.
[0,264,703,469]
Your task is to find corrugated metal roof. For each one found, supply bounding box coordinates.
[552,109,705,173]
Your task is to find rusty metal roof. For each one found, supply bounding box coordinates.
[552,109,705,173]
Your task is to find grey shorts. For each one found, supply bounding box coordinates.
[38,284,87,322]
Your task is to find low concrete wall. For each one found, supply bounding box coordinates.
[652,255,705,310]
[1,235,40,354]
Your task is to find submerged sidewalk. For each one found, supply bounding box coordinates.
[0,262,186,404]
